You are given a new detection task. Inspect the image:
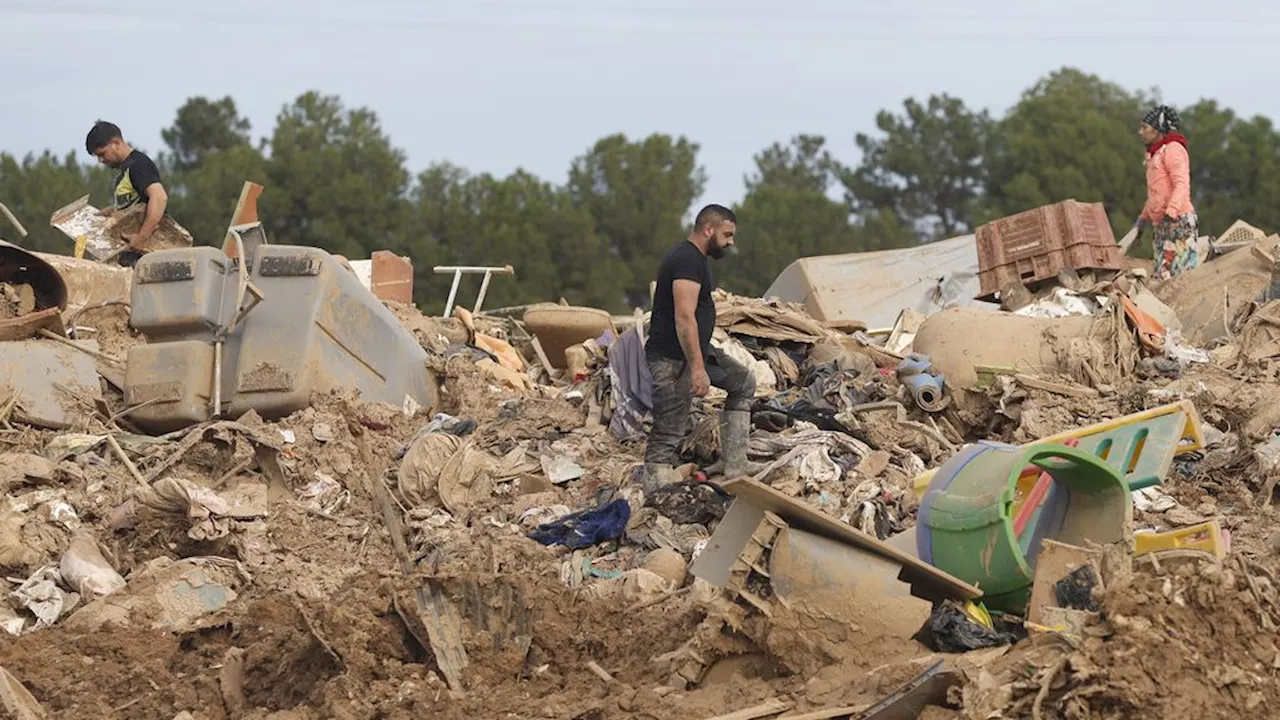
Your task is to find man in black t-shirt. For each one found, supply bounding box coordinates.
[642,204,756,490]
[85,120,170,267]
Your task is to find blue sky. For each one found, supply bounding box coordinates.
[3,0,1278,208]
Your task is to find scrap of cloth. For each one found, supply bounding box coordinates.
[529,498,632,550]
[747,427,873,481]
[608,326,653,441]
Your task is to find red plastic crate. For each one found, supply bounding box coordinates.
[976,200,1121,300]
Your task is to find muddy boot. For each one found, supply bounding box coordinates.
[719,409,753,479]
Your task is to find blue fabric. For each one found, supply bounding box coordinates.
[529,499,632,550]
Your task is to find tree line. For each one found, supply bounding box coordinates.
[1,67,1276,314]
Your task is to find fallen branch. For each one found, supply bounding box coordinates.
[106,434,149,490]
[1015,373,1100,399]
[37,328,122,365]
[1032,656,1069,720]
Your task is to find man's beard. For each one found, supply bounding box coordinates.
[708,243,726,259]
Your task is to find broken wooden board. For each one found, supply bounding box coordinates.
[1027,540,1102,627]
[718,478,980,602]
[701,699,793,720]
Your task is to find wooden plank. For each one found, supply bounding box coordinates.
[688,499,767,586]
[1014,373,1100,399]
[1027,540,1101,626]
[1116,226,1139,254]
[529,335,558,381]
[721,478,981,602]
[777,706,864,720]
[363,429,469,693]
[701,699,793,720]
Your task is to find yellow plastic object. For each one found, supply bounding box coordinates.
[74,234,88,259]
[1134,520,1227,559]
[912,400,1205,501]
[1033,400,1205,455]
[962,601,993,630]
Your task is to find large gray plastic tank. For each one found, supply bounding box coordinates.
[125,244,437,433]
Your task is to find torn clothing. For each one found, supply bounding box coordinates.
[643,346,756,466]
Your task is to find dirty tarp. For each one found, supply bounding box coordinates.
[763,234,999,330]
[397,432,539,513]
[714,291,832,344]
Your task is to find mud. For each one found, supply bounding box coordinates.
[8,284,1280,720]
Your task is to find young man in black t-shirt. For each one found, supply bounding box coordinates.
[85,120,170,267]
[642,204,756,490]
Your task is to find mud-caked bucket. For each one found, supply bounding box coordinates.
[916,441,1131,613]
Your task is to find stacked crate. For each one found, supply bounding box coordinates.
[975,199,1123,300]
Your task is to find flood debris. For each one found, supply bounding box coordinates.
[2,213,1280,719]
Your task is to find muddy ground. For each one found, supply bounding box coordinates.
[3,297,1280,720]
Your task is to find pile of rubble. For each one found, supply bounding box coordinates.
[6,203,1280,720]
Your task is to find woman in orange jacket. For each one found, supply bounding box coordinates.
[1135,104,1197,280]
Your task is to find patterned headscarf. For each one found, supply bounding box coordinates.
[1143,105,1181,134]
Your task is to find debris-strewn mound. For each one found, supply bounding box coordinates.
[10,225,1280,719]
[963,551,1280,720]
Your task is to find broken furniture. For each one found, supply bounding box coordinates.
[0,336,103,429]
[916,441,1131,613]
[347,251,414,304]
[521,303,614,369]
[124,232,438,433]
[435,265,514,317]
[764,234,998,330]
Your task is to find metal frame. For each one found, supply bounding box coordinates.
[0,203,27,238]
[433,265,514,317]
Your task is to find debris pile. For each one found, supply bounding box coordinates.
[5,206,1280,719]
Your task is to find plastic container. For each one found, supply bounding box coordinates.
[226,245,436,420]
[124,341,217,432]
[975,200,1123,300]
[126,244,438,432]
[916,441,1130,613]
[522,304,614,368]
[130,247,232,340]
